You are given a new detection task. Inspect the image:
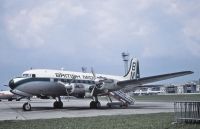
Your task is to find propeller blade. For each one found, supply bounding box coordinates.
[3,85,9,87]
[91,67,96,80]
[69,75,77,85]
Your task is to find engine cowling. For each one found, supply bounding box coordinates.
[66,84,85,98]
[99,79,118,91]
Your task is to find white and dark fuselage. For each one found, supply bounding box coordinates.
[9,69,125,98]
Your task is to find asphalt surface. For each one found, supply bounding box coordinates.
[0,98,174,120]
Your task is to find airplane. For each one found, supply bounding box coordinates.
[0,90,21,101]
[133,87,164,96]
[8,58,193,111]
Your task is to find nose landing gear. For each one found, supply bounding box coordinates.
[23,102,31,111]
[23,98,31,111]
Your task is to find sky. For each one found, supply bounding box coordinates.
[0,0,200,90]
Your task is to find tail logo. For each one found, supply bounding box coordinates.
[123,58,140,80]
[130,62,136,79]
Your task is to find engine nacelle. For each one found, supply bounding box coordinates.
[100,79,119,91]
[66,84,85,98]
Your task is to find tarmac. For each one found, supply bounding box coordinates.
[0,98,174,121]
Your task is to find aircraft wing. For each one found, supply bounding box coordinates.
[117,71,193,87]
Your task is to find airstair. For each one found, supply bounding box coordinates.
[107,90,135,107]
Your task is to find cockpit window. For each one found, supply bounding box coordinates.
[23,74,31,77]
[22,74,36,78]
[32,74,36,78]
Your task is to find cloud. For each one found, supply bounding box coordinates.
[183,18,200,57]
[0,0,200,88]
[2,0,200,59]
[4,0,87,48]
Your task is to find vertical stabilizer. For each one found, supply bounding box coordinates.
[123,58,140,80]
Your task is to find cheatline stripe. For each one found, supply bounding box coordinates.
[12,77,95,89]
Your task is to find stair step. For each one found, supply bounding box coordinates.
[110,90,135,105]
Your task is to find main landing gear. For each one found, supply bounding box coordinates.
[90,96,101,109]
[53,96,63,109]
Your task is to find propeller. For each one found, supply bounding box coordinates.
[69,75,77,85]
[91,67,96,80]
[58,75,77,101]
[90,68,105,96]
[66,75,77,101]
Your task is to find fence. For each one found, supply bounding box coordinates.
[174,101,200,123]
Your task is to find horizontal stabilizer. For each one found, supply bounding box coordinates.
[117,71,193,87]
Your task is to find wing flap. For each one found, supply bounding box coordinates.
[117,71,193,87]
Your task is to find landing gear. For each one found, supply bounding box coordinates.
[90,96,101,109]
[23,102,31,111]
[22,98,31,111]
[8,98,13,101]
[90,101,101,109]
[53,101,63,109]
[53,96,63,109]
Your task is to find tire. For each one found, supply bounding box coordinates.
[107,103,112,108]
[96,101,101,109]
[58,101,63,109]
[8,98,12,101]
[90,101,96,109]
[53,101,59,108]
[23,102,31,111]
[53,101,63,109]
[90,101,101,109]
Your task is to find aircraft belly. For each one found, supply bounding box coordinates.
[17,81,66,96]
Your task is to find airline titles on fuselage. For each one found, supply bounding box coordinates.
[55,73,94,80]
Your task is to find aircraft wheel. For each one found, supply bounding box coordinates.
[53,101,59,108]
[58,101,63,109]
[23,102,31,111]
[90,101,96,109]
[90,101,101,109]
[107,103,112,108]
[0,100,1,102]
[53,101,63,109]
[8,98,12,101]
[96,101,101,109]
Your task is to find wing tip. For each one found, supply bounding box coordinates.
[186,71,194,74]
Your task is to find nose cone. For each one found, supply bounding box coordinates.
[9,79,15,89]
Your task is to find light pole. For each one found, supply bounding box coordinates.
[121,52,129,74]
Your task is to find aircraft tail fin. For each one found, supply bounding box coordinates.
[123,58,140,80]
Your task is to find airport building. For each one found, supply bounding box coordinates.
[132,80,200,95]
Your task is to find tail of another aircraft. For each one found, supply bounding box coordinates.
[123,58,140,80]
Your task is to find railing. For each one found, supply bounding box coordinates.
[174,101,200,123]
[111,90,135,104]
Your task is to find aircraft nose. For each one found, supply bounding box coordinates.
[9,79,15,89]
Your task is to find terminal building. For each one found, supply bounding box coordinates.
[165,81,200,94]
[132,80,200,95]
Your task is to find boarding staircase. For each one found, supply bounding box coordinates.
[107,90,135,107]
